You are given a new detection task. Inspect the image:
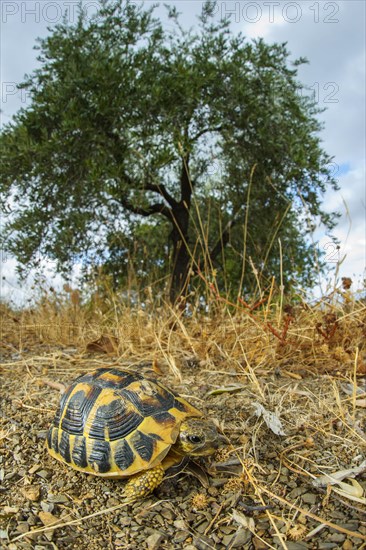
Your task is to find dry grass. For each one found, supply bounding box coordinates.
[1,281,365,548]
[1,279,365,377]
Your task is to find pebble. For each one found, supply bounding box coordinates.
[253,537,268,549]
[2,506,19,514]
[160,507,174,520]
[220,525,236,535]
[287,486,308,499]
[38,510,59,526]
[36,469,51,479]
[146,532,164,550]
[231,528,252,547]
[41,501,54,512]
[4,472,18,480]
[301,492,317,504]
[174,530,189,543]
[48,493,69,503]
[193,534,214,549]
[174,519,188,530]
[328,533,346,543]
[329,510,345,519]
[21,485,41,501]
[15,522,30,534]
[285,543,309,550]
[196,521,209,533]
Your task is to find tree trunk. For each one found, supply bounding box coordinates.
[169,156,192,304]
[169,205,191,304]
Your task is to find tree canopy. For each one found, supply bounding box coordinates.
[0,0,338,303]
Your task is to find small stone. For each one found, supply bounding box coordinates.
[174,531,189,543]
[328,533,345,543]
[342,541,353,550]
[221,534,234,547]
[253,538,269,550]
[4,472,18,480]
[301,493,317,505]
[15,522,29,534]
[48,493,69,504]
[21,485,41,501]
[196,521,209,534]
[41,501,54,513]
[146,531,164,550]
[2,506,19,514]
[174,519,188,530]
[220,525,236,535]
[36,469,51,479]
[39,511,59,526]
[193,534,214,550]
[45,530,54,542]
[231,528,251,548]
[287,487,308,499]
[160,508,174,520]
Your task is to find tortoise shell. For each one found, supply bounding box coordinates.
[46,367,202,477]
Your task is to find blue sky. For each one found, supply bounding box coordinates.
[1,0,365,303]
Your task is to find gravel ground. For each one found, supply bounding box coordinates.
[1,347,365,549]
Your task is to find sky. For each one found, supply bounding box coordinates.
[0,0,365,304]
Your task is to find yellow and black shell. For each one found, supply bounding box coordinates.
[46,367,202,477]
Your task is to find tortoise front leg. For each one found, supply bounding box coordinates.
[124,463,165,501]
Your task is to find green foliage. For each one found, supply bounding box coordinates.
[0,0,339,299]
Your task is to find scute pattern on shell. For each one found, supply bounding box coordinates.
[47,367,202,477]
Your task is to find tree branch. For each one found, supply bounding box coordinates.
[144,182,178,208]
[119,196,173,220]
[180,155,192,206]
[191,125,223,142]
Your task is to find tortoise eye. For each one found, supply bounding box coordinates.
[188,435,203,444]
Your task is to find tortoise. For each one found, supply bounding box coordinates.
[46,367,221,500]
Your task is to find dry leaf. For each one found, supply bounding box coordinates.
[253,402,286,436]
[312,460,366,487]
[282,370,303,380]
[86,335,119,354]
[206,384,246,396]
[332,479,366,504]
[231,509,255,532]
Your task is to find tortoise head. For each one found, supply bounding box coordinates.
[174,417,223,457]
